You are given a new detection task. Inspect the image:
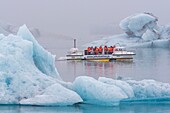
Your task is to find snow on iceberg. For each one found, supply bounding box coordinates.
[0,25,82,105]
[73,76,128,106]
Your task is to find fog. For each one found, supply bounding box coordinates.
[1,0,170,39]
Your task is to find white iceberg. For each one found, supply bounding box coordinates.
[0,25,82,105]
[73,76,128,106]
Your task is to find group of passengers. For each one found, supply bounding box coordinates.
[85,45,116,55]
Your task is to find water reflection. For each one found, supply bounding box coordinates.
[56,60,134,82]
[84,61,134,79]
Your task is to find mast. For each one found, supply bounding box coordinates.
[74,39,76,48]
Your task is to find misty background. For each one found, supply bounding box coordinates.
[1,0,170,39]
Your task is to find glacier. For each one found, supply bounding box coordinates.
[84,13,170,48]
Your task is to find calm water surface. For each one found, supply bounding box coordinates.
[1,104,170,113]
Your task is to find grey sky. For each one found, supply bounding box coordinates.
[1,0,170,38]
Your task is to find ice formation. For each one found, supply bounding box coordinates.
[73,76,128,106]
[85,13,170,48]
[0,25,82,105]
[119,13,158,37]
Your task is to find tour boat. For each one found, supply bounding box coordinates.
[65,39,136,62]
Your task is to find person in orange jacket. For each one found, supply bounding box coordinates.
[99,46,103,54]
[87,47,91,55]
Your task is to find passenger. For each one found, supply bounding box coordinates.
[90,46,94,55]
[93,46,96,55]
[94,46,99,55]
[110,46,113,54]
[87,47,91,55]
[99,46,103,54]
[104,45,108,54]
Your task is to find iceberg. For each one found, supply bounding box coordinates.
[73,76,128,106]
[120,13,158,37]
[85,13,170,48]
[0,25,82,105]
[73,76,170,106]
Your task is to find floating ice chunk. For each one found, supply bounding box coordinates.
[20,83,83,106]
[73,76,128,106]
[17,25,61,79]
[98,77,134,98]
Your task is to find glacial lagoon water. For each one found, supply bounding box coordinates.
[1,104,170,113]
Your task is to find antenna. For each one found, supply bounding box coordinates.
[74,39,76,48]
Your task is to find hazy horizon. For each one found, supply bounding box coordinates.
[1,0,170,39]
